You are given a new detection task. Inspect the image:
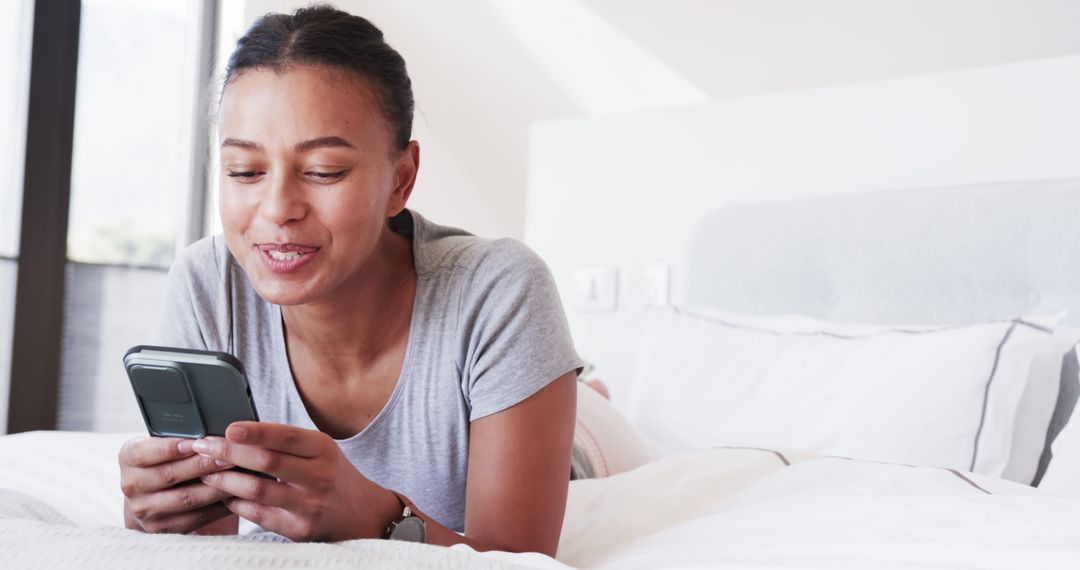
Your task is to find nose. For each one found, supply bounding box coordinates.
[260,169,307,226]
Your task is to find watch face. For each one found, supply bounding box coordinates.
[391,516,426,543]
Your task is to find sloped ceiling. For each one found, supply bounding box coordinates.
[582,0,1080,99]
[239,0,1080,238]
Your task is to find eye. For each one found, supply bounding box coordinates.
[306,169,349,183]
[226,170,264,182]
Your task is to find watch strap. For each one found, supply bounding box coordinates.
[382,491,425,541]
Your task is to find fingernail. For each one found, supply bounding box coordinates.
[214,460,232,468]
[177,440,194,454]
[230,425,248,441]
[191,440,211,454]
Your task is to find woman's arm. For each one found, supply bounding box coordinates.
[194,371,577,554]
[424,370,577,554]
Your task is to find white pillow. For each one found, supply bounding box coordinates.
[1037,346,1080,495]
[625,306,1054,476]
[687,307,1078,484]
[1010,324,1080,483]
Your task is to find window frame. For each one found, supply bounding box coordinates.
[6,0,219,433]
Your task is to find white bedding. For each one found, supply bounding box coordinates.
[625,305,1063,480]
[0,489,523,570]
[2,431,1079,569]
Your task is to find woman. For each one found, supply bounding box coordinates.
[117,5,582,556]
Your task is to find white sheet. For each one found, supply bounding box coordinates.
[546,446,1080,569]
[2,431,1079,569]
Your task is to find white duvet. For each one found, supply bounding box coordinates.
[1,432,1078,569]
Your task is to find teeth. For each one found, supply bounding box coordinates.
[268,250,305,261]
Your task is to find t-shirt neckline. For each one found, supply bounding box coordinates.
[270,211,424,445]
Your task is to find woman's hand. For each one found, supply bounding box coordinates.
[193,422,401,542]
[192,372,576,553]
[118,436,237,534]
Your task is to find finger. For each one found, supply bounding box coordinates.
[192,436,314,483]
[120,436,196,468]
[128,482,232,521]
[224,498,316,541]
[124,453,233,496]
[226,422,328,458]
[201,470,297,511]
[140,502,233,535]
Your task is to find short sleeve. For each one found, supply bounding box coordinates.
[155,237,227,352]
[458,239,584,421]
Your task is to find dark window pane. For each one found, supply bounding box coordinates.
[58,263,168,432]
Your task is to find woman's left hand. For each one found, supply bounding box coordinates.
[193,422,401,542]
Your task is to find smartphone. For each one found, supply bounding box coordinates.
[124,345,260,439]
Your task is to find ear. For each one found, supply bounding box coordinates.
[386,140,420,218]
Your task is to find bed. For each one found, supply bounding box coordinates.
[4,178,1080,568]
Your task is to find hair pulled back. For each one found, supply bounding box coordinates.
[225,4,414,150]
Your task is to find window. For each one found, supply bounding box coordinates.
[67,0,206,268]
[57,0,209,431]
[0,0,34,433]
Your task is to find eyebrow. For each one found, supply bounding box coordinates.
[296,136,356,151]
[221,138,262,150]
[220,136,357,152]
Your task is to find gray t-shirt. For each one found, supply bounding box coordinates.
[158,209,583,533]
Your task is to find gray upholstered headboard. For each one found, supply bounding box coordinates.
[685,176,1080,484]
[687,177,1080,326]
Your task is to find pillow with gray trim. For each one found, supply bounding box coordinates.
[625,306,1056,478]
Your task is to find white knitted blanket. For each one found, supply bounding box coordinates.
[7,433,1080,569]
[0,489,527,570]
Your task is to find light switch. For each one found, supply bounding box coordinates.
[575,266,618,312]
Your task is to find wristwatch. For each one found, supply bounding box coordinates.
[382,491,426,543]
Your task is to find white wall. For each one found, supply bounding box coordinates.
[525,55,1080,399]
[232,0,1080,241]
[224,1,1080,397]
[236,0,581,240]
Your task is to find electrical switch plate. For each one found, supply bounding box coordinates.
[640,263,669,306]
[574,266,618,312]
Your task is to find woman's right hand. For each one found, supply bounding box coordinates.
[119,436,237,534]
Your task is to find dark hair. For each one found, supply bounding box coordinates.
[224,4,414,150]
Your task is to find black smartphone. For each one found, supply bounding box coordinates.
[124,345,260,439]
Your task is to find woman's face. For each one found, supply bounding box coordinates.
[217,65,416,306]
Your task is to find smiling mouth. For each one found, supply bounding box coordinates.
[256,243,320,273]
[257,243,320,253]
[268,250,306,261]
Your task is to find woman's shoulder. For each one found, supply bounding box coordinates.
[164,235,256,317]
[159,235,240,350]
[411,212,581,422]
[169,234,237,290]
[410,210,549,281]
